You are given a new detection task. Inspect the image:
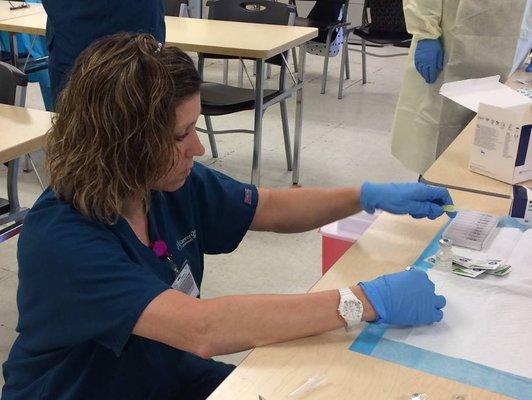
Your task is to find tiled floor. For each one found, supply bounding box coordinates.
[0,45,416,387]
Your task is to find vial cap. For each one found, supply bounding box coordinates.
[439,238,453,247]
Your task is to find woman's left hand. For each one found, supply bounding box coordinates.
[360,182,453,220]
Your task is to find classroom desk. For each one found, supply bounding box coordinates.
[0,12,318,185]
[0,103,50,163]
[0,4,46,71]
[165,17,316,60]
[421,69,532,199]
[0,103,51,242]
[0,1,44,22]
[208,190,513,399]
[0,7,44,34]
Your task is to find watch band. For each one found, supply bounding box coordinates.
[337,287,363,331]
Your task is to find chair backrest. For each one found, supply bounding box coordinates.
[306,0,349,44]
[165,0,180,16]
[362,0,408,35]
[207,0,293,25]
[0,61,28,106]
[307,0,349,25]
[203,0,294,66]
[165,0,189,17]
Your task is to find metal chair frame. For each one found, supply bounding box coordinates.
[198,0,306,185]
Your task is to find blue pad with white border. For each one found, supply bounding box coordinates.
[350,217,532,400]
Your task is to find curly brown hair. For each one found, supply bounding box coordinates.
[47,33,201,223]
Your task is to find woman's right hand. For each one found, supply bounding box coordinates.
[359,269,446,326]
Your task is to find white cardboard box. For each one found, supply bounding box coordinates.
[440,76,532,184]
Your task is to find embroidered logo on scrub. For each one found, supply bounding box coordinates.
[176,229,196,251]
[244,188,252,205]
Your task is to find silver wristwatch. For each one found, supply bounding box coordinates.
[337,287,363,331]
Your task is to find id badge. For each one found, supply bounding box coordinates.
[171,261,200,297]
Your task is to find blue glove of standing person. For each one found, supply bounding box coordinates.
[415,38,444,84]
[360,182,453,220]
[360,269,446,326]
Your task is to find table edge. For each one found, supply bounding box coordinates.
[419,176,511,200]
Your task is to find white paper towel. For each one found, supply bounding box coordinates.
[383,228,532,379]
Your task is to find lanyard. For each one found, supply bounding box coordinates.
[150,239,181,276]
[146,207,181,276]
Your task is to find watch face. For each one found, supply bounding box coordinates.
[340,299,362,321]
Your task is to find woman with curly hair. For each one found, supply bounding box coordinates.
[2,33,450,400]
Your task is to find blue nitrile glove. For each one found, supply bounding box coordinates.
[360,269,446,326]
[527,62,532,72]
[360,182,453,220]
[414,38,444,84]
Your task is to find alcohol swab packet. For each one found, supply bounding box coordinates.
[452,255,505,270]
[486,265,512,276]
[442,205,467,213]
[452,267,486,278]
[287,374,327,400]
[441,204,460,212]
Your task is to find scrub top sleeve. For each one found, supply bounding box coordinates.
[403,0,443,40]
[17,227,170,357]
[190,164,258,254]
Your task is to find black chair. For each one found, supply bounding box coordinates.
[0,61,29,243]
[289,0,350,94]
[198,0,296,184]
[0,51,49,77]
[0,31,51,111]
[0,61,27,105]
[338,0,411,98]
[164,0,190,17]
[0,37,47,178]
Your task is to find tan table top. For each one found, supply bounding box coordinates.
[0,13,317,58]
[0,8,44,34]
[0,103,51,164]
[208,190,513,399]
[165,17,317,58]
[422,69,532,199]
[0,1,44,22]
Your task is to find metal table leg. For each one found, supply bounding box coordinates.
[292,45,306,185]
[7,159,21,216]
[238,61,244,87]
[338,30,350,100]
[0,158,28,243]
[8,33,19,66]
[223,59,229,84]
[251,58,265,185]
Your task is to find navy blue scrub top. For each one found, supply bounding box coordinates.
[1,163,258,400]
[43,0,165,69]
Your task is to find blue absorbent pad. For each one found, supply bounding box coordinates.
[349,217,532,399]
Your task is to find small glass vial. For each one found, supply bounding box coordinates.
[435,238,453,268]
